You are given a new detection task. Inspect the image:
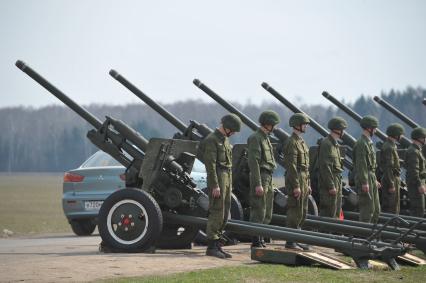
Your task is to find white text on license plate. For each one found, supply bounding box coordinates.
[84,201,103,210]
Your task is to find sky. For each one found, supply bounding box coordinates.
[1,0,425,108]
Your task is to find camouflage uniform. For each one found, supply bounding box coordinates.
[202,128,233,241]
[284,132,310,229]
[380,140,401,214]
[380,124,404,214]
[202,114,241,259]
[405,128,426,217]
[318,135,344,218]
[353,134,380,223]
[248,128,276,225]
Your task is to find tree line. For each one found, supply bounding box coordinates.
[0,87,424,172]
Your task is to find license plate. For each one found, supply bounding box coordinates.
[84,201,103,211]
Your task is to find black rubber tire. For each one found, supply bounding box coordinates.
[69,219,96,236]
[230,193,244,220]
[274,187,319,216]
[156,223,199,249]
[98,188,163,252]
[307,195,319,216]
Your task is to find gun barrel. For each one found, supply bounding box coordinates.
[110,69,188,133]
[193,79,289,143]
[15,60,102,129]
[263,83,356,148]
[373,96,420,129]
[322,91,412,148]
[193,79,258,131]
[107,116,149,151]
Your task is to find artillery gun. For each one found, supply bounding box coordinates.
[15,61,413,269]
[15,60,211,251]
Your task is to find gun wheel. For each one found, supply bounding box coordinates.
[98,188,163,252]
[156,224,199,249]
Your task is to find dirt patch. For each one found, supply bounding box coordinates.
[0,234,255,282]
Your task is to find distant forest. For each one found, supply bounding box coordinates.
[0,87,425,172]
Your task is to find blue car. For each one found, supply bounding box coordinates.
[63,150,207,236]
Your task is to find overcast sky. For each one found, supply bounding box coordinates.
[1,0,425,108]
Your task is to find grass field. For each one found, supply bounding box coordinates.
[0,173,71,235]
[99,264,426,283]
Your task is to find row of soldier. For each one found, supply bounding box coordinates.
[199,111,426,259]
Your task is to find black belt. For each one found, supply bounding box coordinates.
[216,165,232,172]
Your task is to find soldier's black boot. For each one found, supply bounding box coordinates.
[251,236,262,248]
[296,242,311,251]
[206,240,226,259]
[217,241,232,258]
[285,241,302,250]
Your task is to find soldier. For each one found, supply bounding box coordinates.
[283,113,311,250]
[318,117,347,218]
[353,116,381,223]
[200,114,242,259]
[247,110,280,248]
[380,123,404,214]
[405,127,426,217]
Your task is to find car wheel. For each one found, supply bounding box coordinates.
[70,219,96,236]
[98,188,163,252]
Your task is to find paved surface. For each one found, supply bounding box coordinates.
[0,234,254,283]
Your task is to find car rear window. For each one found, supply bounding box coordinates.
[80,151,123,168]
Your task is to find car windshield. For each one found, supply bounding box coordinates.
[80,151,123,168]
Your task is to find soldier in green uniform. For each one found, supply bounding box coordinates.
[200,114,241,259]
[380,123,404,214]
[405,127,426,217]
[247,110,280,248]
[318,117,347,218]
[283,113,311,249]
[353,116,382,223]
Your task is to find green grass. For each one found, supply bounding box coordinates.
[98,264,426,283]
[0,173,71,235]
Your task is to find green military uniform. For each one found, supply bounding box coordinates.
[202,113,241,260]
[353,134,380,223]
[380,124,404,214]
[405,128,426,217]
[284,132,310,229]
[380,141,401,214]
[318,135,344,218]
[248,128,276,224]
[201,128,233,241]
